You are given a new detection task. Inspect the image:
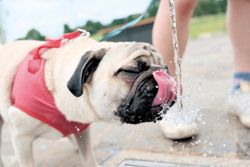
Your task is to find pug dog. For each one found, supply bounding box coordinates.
[0,35,176,167]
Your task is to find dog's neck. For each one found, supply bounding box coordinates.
[43,37,100,123]
[55,86,99,123]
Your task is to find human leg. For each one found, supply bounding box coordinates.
[227,0,250,73]
[152,0,199,76]
[227,0,250,127]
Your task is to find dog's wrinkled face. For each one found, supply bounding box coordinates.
[67,42,175,124]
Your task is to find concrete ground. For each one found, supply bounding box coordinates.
[2,33,250,167]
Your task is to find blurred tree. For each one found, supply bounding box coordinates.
[19,29,45,41]
[109,19,126,27]
[147,0,160,18]
[217,0,227,13]
[193,0,227,17]
[81,20,106,34]
[128,14,141,22]
[64,21,106,35]
[64,24,74,34]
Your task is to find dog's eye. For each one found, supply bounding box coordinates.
[114,61,149,76]
[115,69,142,76]
[122,69,142,73]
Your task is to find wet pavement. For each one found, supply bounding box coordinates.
[2,33,250,167]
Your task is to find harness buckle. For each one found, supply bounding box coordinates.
[60,38,69,47]
[77,28,90,37]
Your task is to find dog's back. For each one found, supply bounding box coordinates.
[0,40,43,121]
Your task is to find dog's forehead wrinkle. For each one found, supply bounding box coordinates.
[143,44,157,52]
[133,54,149,61]
[150,52,165,66]
[128,49,150,61]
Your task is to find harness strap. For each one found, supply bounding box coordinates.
[28,31,80,73]
[33,31,80,60]
[99,0,156,42]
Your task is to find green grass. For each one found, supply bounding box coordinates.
[90,33,103,41]
[189,13,226,38]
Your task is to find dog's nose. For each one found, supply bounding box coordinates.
[152,71,178,106]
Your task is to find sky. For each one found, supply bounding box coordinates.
[1,0,152,43]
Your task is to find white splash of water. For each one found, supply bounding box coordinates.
[161,96,199,125]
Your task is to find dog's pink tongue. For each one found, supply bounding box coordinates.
[152,71,177,106]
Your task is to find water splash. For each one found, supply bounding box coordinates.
[161,96,199,125]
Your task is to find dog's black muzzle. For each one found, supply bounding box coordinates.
[116,67,175,124]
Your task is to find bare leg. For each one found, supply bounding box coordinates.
[227,0,250,73]
[0,116,4,167]
[74,127,99,167]
[152,0,198,76]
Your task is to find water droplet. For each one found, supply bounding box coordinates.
[212,155,217,161]
[175,68,180,75]
[197,114,202,121]
[203,153,207,157]
[209,142,213,146]
[210,95,214,101]
[201,121,206,125]
[203,146,206,150]
[198,82,203,91]
[170,147,173,151]
[75,126,80,131]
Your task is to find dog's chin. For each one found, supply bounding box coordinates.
[116,74,167,124]
[116,105,164,124]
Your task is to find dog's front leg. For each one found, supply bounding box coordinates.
[74,127,100,167]
[0,116,4,167]
[11,133,35,167]
[8,106,37,167]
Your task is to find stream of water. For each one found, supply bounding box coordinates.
[168,0,183,111]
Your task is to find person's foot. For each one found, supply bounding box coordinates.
[228,81,250,128]
[160,120,198,140]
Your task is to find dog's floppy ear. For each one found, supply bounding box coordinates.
[67,48,106,97]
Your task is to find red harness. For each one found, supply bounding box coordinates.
[11,31,90,137]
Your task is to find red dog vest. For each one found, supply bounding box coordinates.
[11,31,90,137]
